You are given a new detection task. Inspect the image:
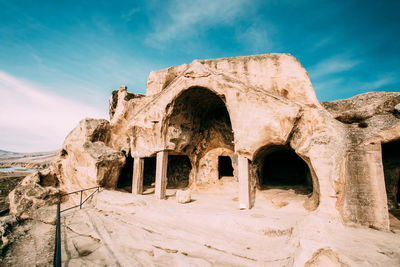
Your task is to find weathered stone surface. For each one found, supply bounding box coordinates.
[52,118,126,192]
[0,215,20,255]
[105,54,400,230]
[176,189,191,204]
[395,103,400,114]
[305,248,350,267]
[146,54,321,108]
[10,54,400,237]
[323,92,400,229]
[8,171,59,220]
[72,235,101,256]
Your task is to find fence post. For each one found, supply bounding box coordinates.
[80,190,83,209]
[54,201,61,267]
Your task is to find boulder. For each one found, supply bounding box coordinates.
[176,190,191,204]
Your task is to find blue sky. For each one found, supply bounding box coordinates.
[0,0,399,152]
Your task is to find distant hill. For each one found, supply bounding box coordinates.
[0,149,59,169]
[0,150,19,156]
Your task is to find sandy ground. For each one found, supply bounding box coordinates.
[58,178,400,267]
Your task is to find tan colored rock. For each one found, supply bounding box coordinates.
[9,54,400,237]
[51,118,126,192]
[323,92,400,229]
[305,248,350,267]
[72,235,101,256]
[104,54,400,230]
[176,189,191,204]
[8,170,59,220]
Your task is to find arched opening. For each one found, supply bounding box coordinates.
[254,145,313,195]
[117,152,134,192]
[382,139,400,220]
[167,155,192,189]
[143,156,156,194]
[164,86,234,185]
[218,156,233,178]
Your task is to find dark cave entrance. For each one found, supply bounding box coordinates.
[165,86,234,185]
[143,156,156,193]
[117,152,134,192]
[167,155,192,189]
[218,156,233,178]
[256,146,312,194]
[382,139,400,213]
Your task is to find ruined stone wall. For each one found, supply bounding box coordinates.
[323,92,400,229]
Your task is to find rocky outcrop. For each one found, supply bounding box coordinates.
[7,118,126,224]
[51,118,126,192]
[108,54,343,223]
[7,55,400,237]
[323,92,400,229]
[107,54,400,230]
[8,170,59,222]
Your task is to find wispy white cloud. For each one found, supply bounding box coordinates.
[312,37,332,49]
[145,0,247,45]
[121,8,140,22]
[308,55,360,80]
[236,22,276,54]
[0,71,107,152]
[362,74,397,90]
[313,77,344,92]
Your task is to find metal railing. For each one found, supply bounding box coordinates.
[53,186,102,267]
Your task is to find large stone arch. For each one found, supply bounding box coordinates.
[128,65,304,159]
[160,86,235,186]
[126,62,328,208]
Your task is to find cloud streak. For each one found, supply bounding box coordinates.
[146,0,247,45]
[0,71,107,152]
[308,55,360,80]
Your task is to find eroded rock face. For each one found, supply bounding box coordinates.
[9,54,399,234]
[107,54,400,230]
[146,54,321,108]
[323,92,400,229]
[108,54,343,222]
[51,118,126,192]
[8,170,59,221]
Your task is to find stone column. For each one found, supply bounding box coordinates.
[343,143,389,230]
[155,151,168,199]
[132,157,144,195]
[238,155,251,209]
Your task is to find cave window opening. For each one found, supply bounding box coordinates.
[258,146,312,194]
[218,156,233,178]
[167,155,192,189]
[117,153,134,193]
[143,157,156,193]
[382,140,400,213]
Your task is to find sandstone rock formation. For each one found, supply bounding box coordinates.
[8,54,400,233]
[51,118,126,193]
[322,92,400,227]
[8,169,59,221]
